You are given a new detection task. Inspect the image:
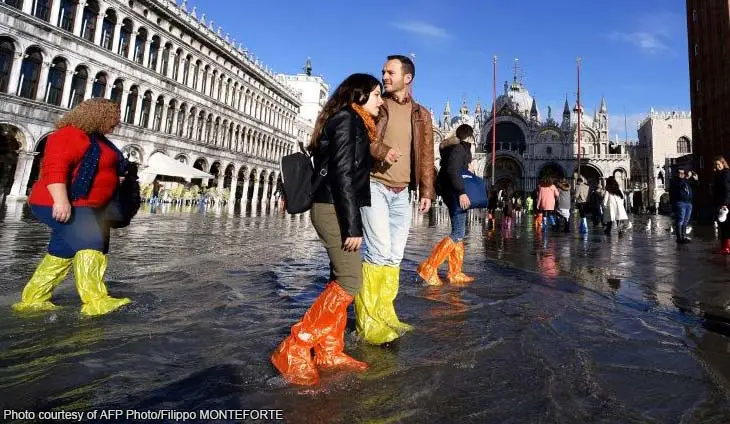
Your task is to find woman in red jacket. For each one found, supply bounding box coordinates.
[13,99,130,316]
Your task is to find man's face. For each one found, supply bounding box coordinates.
[382,59,411,94]
[678,170,686,179]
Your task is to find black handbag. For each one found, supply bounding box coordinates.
[279,142,326,214]
[104,162,141,228]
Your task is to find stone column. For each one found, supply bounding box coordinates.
[8,152,38,198]
[83,78,93,100]
[159,104,169,133]
[22,0,33,13]
[240,177,250,206]
[217,172,225,192]
[142,40,152,67]
[93,12,104,45]
[49,0,62,26]
[133,95,143,126]
[35,62,51,102]
[155,42,164,74]
[73,1,86,37]
[127,25,137,61]
[120,89,130,120]
[61,69,74,108]
[7,52,24,96]
[251,174,261,209]
[112,23,122,55]
[228,175,238,211]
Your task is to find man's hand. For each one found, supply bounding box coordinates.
[419,198,431,213]
[384,148,401,165]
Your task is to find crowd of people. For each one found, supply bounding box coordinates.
[10,53,730,389]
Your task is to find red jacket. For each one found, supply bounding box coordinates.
[29,126,119,208]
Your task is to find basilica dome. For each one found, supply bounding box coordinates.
[494,80,539,120]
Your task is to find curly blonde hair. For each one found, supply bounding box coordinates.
[56,98,120,133]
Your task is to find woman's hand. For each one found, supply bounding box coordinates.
[52,199,72,223]
[342,237,362,252]
[459,194,471,210]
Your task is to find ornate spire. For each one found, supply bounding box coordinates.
[444,99,451,116]
[563,96,570,117]
[460,97,469,116]
[303,57,312,76]
[599,96,607,114]
[530,98,538,119]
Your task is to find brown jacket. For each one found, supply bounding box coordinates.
[370,98,435,199]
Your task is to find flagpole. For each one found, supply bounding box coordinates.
[491,55,497,187]
[576,57,582,183]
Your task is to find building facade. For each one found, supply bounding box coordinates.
[686,0,730,211]
[435,78,632,195]
[277,61,329,149]
[0,0,302,212]
[636,110,692,211]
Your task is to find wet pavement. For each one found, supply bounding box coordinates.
[2,200,730,423]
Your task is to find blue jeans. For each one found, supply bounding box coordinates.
[675,201,692,231]
[31,206,109,258]
[361,181,412,267]
[449,208,467,242]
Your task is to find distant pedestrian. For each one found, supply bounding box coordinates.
[602,176,628,236]
[556,178,572,232]
[713,156,730,254]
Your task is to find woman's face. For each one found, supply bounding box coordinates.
[715,160,725,171]
[362,86,384,117]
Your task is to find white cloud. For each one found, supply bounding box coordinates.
[608,11,682,55]
[609,32,669,54]
[391,21,451,39]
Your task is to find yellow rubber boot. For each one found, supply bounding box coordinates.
[380,266,414,334]
[416,237,456,286]
[12,254,72,312]
[73,250,131,317]
[355,263,400,345]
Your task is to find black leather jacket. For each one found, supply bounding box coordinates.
[312,107,372,240]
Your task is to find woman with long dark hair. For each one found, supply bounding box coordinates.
[13,99,131,316]
[271,73,383,385]
[713,156,730,254]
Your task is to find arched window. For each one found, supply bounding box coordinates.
[68,66,88,108]
[46,57,67,106]
[139,90,152,127]
[80,1,99,41]
[0,38,15,93]
[205,115,213,143]
[3,0,23,10]
[100,10,116,50]
[213,117,220,144]
[210,70,217,97]
[224,79,231,104]
[133,28,147,64]
[124,85,138,124]
[196,112,204,140]
[91,72,107,98]
[33,0,52,21]
[192,60,200,90]
[186,108,195,138]
[172,48,182,80]
[677,137,691,154]
[216,75,223,100]
[58,0,77,32]
[110,78,123,104]
[160,43,171,76]
[182,55,191,85]
[148,36,160,70]
[175,104,185,136]
[152,96,164,131]
[163,99,175,133]
[118,19,133,57]
[201,66,208,93]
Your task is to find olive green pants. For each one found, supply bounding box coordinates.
[310,202,362,296]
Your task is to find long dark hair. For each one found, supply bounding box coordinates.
[308,73,381,151]
[605,176,624,199]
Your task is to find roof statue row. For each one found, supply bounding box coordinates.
[157,0,298,100]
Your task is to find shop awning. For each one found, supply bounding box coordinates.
[139,152,213,179]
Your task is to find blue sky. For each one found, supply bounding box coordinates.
[192,0,689,140]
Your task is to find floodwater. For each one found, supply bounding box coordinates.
[1,200,730,423]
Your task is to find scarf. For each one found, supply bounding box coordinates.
[69,132,127,201]
[350,103,377,142]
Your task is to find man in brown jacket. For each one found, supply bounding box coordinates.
[354,54,435,345]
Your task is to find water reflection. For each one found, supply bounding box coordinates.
[1,203,730,421]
